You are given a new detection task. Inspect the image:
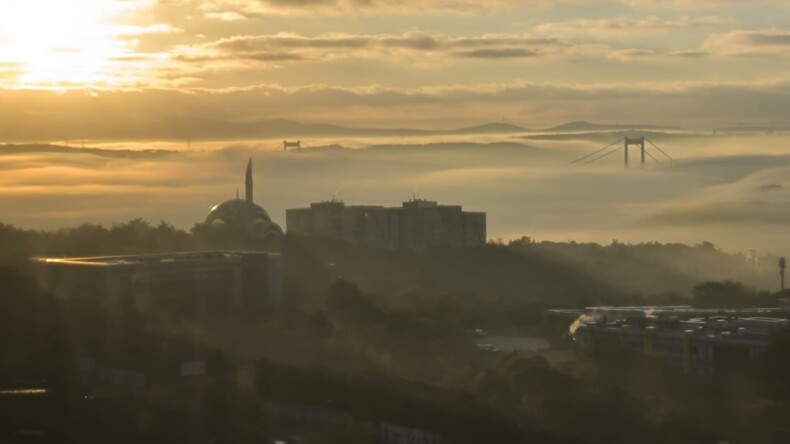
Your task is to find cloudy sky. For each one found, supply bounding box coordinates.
[2,0,790,256]
[2,0,790,132]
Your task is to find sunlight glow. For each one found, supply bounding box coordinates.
[0,0,158,88]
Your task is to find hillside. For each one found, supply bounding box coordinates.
[510,239,774,296]
[287,236,628,309]
[542,121,677,133]
[0,143,174,158]
[452,122,528,134]
[0,117,531,142]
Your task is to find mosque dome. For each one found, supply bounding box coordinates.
[204,158,283,239]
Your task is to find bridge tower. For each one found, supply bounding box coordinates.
[283,140,301,151]
[624,136,646,169]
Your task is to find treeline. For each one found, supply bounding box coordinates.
[1,219,631,332]
[0,219,277,263]
[291,235,627,305]
[510,237,780,296]
[3,219,786,325]
[692,280,789,308]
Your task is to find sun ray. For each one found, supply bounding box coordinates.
[0,0,160,88]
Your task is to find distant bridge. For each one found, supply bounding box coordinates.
[283,140,301,150]
[570,136,673,168]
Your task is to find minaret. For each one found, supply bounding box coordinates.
[245,157,253,203]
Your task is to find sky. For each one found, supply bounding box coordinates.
[3,134,790,256]
[2,0,790,255]
[2,0,790,131]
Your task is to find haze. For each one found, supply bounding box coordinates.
[2,0,790,254]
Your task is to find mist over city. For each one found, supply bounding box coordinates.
[2,1,790,443]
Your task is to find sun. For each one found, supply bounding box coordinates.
[0,0,152,88]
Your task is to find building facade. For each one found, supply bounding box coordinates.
[286,198,486,250]
[36,251,282,316]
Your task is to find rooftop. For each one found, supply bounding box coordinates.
[547,306,783,317]
[36,251,277,268]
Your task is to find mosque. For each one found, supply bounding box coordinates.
[205,158,283,239]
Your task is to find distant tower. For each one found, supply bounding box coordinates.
[245,157,253,204]
[283,140,301,150]
[624,136,646,169]
[780,257,786,291]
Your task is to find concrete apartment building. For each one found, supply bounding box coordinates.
[36,251,282,316]
[286,198,486,250]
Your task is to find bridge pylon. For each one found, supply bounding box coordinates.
[624,136,646,169]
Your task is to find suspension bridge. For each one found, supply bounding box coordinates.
[570,136,673,168]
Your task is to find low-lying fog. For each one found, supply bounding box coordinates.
[2,132,790,255]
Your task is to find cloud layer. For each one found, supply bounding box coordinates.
[0,0,788,132]
[3,133,790,255]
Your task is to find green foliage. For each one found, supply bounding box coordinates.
[692,280,756,308]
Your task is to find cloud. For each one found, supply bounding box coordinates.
[169,26,790,71]
[196,0,565,15]
[535,16,726,36]
[704,30,790,56]
[195,0,790,16]
[607,48,657,61]
[4,77,790,138]
[666,50,709,58]
[176,32,563,64]
[3,131,790,255]
[456,48,539,58]
[642,201,790,226]
[204,11,248,21]
[584,28,790,62]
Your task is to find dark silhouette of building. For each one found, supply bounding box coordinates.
[205,158,283,239]
[624,136,645,169]
[283,140,301,150]
[286,198,486,250]
[36,251,282,315]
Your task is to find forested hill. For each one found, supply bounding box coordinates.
[288,235,627,308]
[510,238,776,296]
[5,218,772,308]
[0,219,628,311]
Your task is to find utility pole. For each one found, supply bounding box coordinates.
[780,257,786,291]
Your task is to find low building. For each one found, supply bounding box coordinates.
[36,251,282,316]
[286,198,486,250]
[547,306,788,374]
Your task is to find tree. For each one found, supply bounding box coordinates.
[692,281,754,308]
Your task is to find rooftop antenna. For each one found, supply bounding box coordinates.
[780,257,786,291]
